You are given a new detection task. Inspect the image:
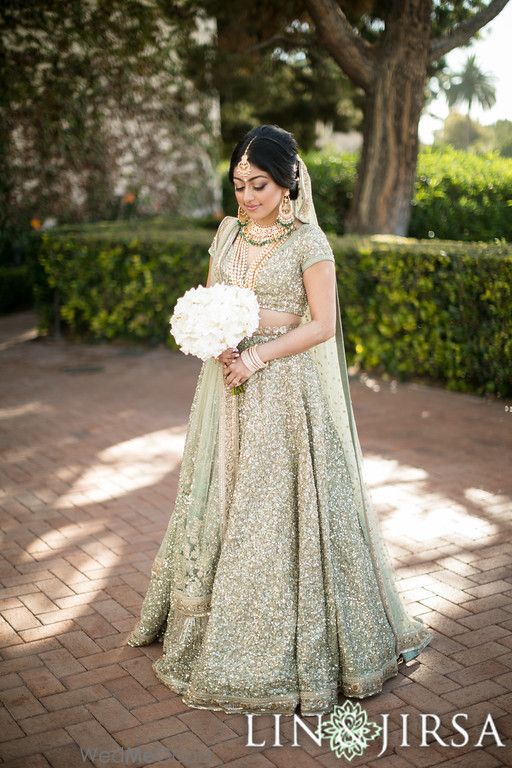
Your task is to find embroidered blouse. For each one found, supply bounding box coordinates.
[209,216,335,316]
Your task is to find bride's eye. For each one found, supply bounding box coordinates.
[235,185,267,192]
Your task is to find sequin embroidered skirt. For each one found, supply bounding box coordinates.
[126,325,432,715]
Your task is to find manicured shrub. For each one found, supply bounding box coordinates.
[33,228,512,397]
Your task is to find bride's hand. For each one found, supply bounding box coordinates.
[216,347,239,365]
[224,355,252,387]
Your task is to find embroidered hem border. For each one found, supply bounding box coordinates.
[149,657,404,716]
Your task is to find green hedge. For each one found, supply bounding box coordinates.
[34,231,213,346]
[335,235,511,398]
[34,229,512,397]
[222,145,512,241]
[412,146,512,241]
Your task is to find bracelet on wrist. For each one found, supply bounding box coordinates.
[241,344,268,373]
[251,344,268,369]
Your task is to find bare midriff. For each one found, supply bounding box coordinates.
[257,307,301,330]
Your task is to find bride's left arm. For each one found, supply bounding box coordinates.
[256,259,337,364]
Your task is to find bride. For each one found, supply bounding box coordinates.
[126,123,433,716]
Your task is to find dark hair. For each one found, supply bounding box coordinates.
[229,124,300,201]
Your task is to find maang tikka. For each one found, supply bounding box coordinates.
[235,137,256,181]
[236,138,256,224]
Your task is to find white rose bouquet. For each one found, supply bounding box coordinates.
[169,283,260,394]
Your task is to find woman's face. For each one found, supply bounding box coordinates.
[233,163,287,224]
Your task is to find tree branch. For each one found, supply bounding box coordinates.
[244,33,288,54]
[302,0,375,90]
[430,0,510,62]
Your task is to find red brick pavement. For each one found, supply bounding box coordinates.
[0,309,511,768]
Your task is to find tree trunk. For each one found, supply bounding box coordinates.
[344,0,432,236]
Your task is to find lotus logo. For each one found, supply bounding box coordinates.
[318,700,381,760]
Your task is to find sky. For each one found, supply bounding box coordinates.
[418,2,512,145]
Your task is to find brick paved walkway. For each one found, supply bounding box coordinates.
[1,309,511,768]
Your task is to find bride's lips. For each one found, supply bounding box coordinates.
[246,205,259,210]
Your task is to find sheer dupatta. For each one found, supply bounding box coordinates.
[127,219,240,648]
[152,218,245,646]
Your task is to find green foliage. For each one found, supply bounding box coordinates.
[493,120,512,158]
[34,231,212,346]
[412,145,512,241]
[33,227,512,398]
[434,110,488,151]
[334,234,512,398]
[433,113,512,158]
[172,0,492,155]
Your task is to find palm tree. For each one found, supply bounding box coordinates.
[444,53,496,148]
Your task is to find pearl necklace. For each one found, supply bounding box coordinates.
[230,230,285,290]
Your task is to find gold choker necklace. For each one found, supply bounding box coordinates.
[240,218,294,247]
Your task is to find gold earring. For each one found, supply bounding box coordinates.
[237,204,250,225]
[277,191,294,227]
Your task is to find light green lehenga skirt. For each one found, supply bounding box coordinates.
[126,324,433,716]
